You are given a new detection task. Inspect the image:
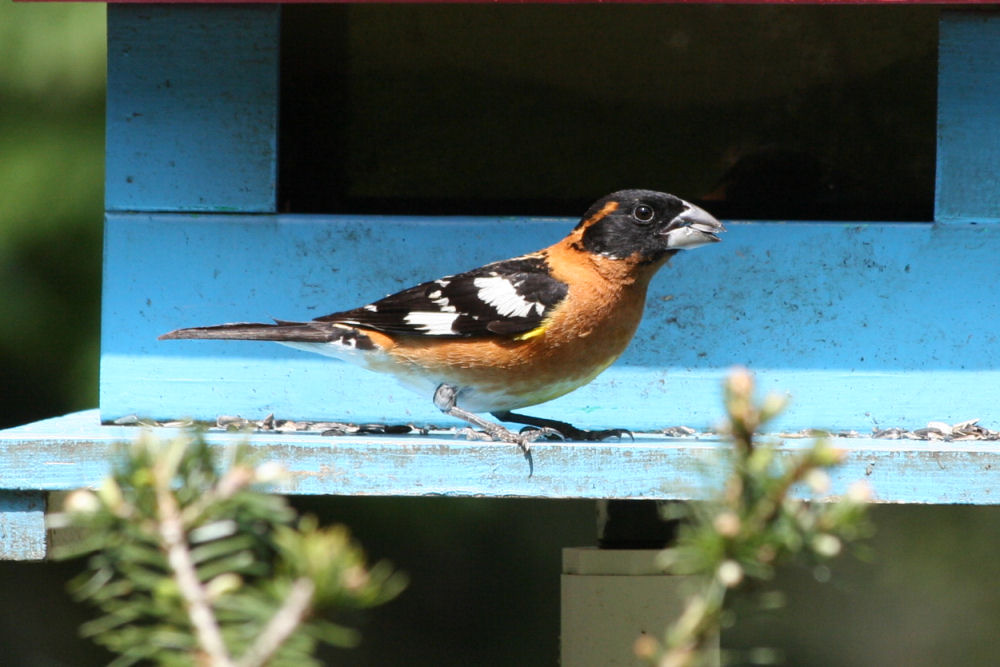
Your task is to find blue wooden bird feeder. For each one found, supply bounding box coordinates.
[2,0,999,579]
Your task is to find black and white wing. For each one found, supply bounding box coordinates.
[317,254,568,339]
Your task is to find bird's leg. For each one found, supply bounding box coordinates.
[433,384,559,453]
[492,410,633,442]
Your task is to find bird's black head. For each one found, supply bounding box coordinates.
[573,189,724,264]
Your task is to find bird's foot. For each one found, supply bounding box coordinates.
[555,425,634,442]
[457,424,561,453]
[492,410,634,442]
[435,384,552,455]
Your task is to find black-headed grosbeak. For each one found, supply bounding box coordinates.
[161,190,724,451]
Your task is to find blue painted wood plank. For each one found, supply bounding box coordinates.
[1,411,999,506]
[105,4,279,212]
[102,213,1000,433]
[935,12,1000,223]
[0,492,47,560]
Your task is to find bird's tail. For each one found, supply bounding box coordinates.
[159,320,355,343]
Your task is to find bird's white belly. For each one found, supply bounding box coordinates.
[278,340,601,414]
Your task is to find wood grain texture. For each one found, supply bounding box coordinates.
[102,213,1000,433]
[1,411,998,505]
[0,492,47,561]
[105,4,279,212]
[936,12,1000,223]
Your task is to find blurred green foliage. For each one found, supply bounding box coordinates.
[0,1,105,427]
[640,370,873,666]
[53,431,406,666]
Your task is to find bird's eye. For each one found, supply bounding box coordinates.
[633,204,655,223]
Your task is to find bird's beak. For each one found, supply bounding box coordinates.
[662,203,725,250]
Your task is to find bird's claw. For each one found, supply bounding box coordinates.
[547,425,633,442]
[517,426,566,443]
[595,428,634,442]
[456,427,492,442]
[456,424,560,453]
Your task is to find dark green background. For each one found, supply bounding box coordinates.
[2,4,998,666]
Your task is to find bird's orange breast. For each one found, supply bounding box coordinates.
[368,241,664,412]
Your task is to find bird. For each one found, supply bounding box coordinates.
[160,190,724,452]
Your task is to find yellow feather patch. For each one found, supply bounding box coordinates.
[513,324,548,341]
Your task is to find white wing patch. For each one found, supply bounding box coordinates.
[473,275,546,318]
[403,311,460,334]
[426,288,456,312]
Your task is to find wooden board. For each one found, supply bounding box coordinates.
[936,13,1000,223]
[2,410,998,504]
[102,213,1000,433]
[0,492,46,561]
[105,5,279,212]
